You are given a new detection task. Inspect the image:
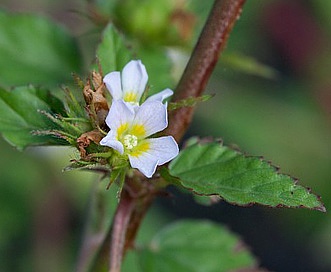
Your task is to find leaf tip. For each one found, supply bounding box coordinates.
[313,194,326,212]
[315,205,326,213]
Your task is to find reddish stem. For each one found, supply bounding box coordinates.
[105,0,247,271]
[109,190,136,272]
[166,0,246,142]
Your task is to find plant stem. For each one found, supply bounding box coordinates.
[101,0,246,271]
[109,189,135,272]
[166,0,246,142]
[92,175,157,272]
[108,176,158,272]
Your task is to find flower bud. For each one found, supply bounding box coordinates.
[113,0,195,46]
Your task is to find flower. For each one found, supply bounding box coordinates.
[100,99,179,178]
[103,60,173,105]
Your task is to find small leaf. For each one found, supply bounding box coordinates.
[139,220,257,272]
[221,52,279,79]
[0,11,82,88]
[169,140,325,211]
[0,86,68,149]
[96,24,132,74]
[168,94,213,111]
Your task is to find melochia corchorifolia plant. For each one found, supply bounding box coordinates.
[0,0,326,271]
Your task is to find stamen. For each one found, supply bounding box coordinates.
[128,101,139,106]
[123,134,138,150]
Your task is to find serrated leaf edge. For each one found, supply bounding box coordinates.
[169,139,326,212]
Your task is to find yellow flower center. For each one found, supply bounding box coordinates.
[130,141,150,157]
[123,91,139,105]
[130,124,146,138]
[116,122,150,156]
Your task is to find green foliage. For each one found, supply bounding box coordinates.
[113,0,186,46]
[168,94,213,111]
[96,24,174,96]
[0,86,68,149]
[221,52,279,79]
[139,220,256,272]
[137,47,174,96]
[96,24,133,75]
[0,1,329,271]
[0,10,82,88]
[169,140,325,211]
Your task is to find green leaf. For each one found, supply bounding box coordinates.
[139,220,257,272]
[168,94,213,111]
[0,85,68,150]
[221,52,279,80]
[169,140,325,211]
[96,24,133,74]
[0,10,82,88]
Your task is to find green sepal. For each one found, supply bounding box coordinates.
[0,85,69,149]
[35,110,90,145]
[63,160,111,175]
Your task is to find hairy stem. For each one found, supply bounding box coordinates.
[108,176,157,272]
[109,190,135,272]
[166,0,246,142]
[92,176,157,272]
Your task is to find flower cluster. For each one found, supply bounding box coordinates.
[100,60,179,178]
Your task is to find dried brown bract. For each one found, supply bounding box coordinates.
[83,71,109,129]
[77,129,104,159]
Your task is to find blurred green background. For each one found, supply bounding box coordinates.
[1,0,331,271]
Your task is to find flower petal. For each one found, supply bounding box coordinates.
[128,136,179,178]
[103,71,122,100]
[105,100,135,130]
[133,100,167,137]
[122,60,148,102]
[145,88,173,103]
[147,136,179,164]
[99,131,124,154]
[128,153,158,178]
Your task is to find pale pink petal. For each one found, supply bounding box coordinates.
[122,60,148,102]
[103,71,122,100]
[145,88,173,103]
[133,101,167,137]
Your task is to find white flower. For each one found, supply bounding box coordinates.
[100,99,179,178]
[103,60,173,106]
